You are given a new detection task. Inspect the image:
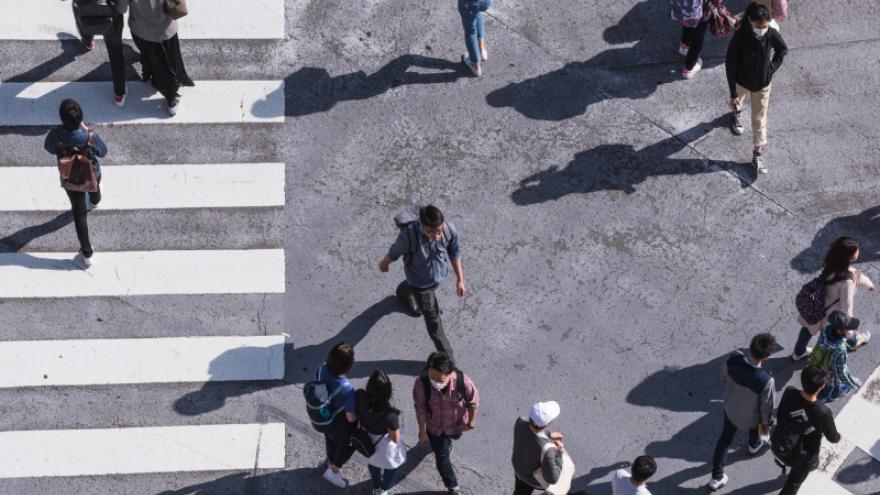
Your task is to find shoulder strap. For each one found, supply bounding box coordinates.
[85,129,94,149]
[539,440,555,462]
[420,374,432,417]
[454,369,472,405]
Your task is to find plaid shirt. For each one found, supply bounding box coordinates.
[412,371,479,436]
[815,326,860,391]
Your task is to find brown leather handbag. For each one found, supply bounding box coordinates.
[163,0,188,20]
[55,129,99,193]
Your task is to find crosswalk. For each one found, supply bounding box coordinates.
[0,1,289,486]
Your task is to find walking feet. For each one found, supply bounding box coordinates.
[462,55,481,77]
[730,108,744,135]
[752,148,767,175]
[708,474,729,491]
[322,466,347,488]
[790,346,813,361]
[74,250,92,269]
[682,58,702,79]
[678,42,689,56]
[167,96,180,116]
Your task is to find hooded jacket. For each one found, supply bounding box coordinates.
[725,24,788,97]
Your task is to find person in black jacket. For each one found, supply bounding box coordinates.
[725,3,787,174]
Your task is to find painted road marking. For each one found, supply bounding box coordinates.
[0,163,285,211]
[0,335,285,388]
[0,81,284,126]
[0,249,285,298]
[0,0,285,40]
[0,423,285,478]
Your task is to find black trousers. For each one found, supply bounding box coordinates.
[513,475,537,495]
[74,11,126,97]
[66,186,101,258]
[779,463,813,495]
[397,282,454,360]
[131,33,194,104]
[323,413,355,468]
[681,19,710,70]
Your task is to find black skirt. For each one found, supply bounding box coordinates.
[132,33,194,103]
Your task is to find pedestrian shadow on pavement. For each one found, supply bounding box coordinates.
[174,295,424,416]
[0,212,74,252]
[790,205,880,274]
[570,461,629,494]
[837,447,880,487]
[625,351,795,493]
[281,54,465,117]
[510,116,754,205]
[486,0,733,121]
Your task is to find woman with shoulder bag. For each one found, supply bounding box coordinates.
[357,370,406,495]
[792,236,876,361]
[125,0,194,115]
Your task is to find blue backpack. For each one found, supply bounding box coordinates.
[303,367,350,433]
[671,0,703,27]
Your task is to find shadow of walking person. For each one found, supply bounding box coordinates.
[486,0,731,121]
[283,54,465,117]
[510,115,753,205]
[174,296,424,416]
[0,211,74,252]
[790,206,880,274]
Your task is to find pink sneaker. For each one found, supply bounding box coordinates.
[114,93,126,108]
[682,58,702,79]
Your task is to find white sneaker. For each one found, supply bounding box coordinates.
[74,251,92,269]
[480,45,488,61]
[678,42,689,56]
[790,347,813,361]
[168,97,180,116]
[462,54,481,77]
[748,438,767,455]
[708,474,729,491]
[682,58,702,79]
[322,467,347,488]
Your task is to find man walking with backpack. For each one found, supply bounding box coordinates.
[725,2,787,174]
[44,99,107,269]
[772,365,841,495]
[379,204,465,360]
[707,333,778,491]
[72,0,128,107]
[413,351,479,494]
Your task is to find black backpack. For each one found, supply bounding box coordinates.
[420,368,471,418]
[795,273,848,325]
[303,366,349,433]
[73,0,117,36]
[771,406,815,472]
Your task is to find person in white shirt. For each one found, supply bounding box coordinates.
[612,455,656,495]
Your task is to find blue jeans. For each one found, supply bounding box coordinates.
[428,431,462,489]
[368,465,398,491]
[459,0,491,63]
[711,413,761,480]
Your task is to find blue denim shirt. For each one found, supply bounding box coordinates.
[44,127,107,178]
[387,222,461,289]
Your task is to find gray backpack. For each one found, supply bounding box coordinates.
[394,203,451,265]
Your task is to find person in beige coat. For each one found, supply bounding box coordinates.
[792,236,876,360]
[120,0,194,115]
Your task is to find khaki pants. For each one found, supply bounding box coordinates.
[735,83,771,147]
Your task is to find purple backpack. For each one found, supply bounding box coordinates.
[671,0,704,27]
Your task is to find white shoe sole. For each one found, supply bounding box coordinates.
[462,55,481,77]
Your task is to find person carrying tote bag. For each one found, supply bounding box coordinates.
[512,401,576,495]
[533,434,576,495]
[357,371,406,495]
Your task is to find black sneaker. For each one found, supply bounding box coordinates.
[730,110,744,135]
[752,150,767,174]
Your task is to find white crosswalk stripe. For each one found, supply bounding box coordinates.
[0,0,285,40]
[0,423,286,478]
[0,1,290,488]
[0,335,285,387]
[0,81,285,125]
[0,249,285,298]
[0,163,285,211]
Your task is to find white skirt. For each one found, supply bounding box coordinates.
[367,432,406,470]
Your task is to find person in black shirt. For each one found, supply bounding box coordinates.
[725,3,787,174]
[357,371,405,495]
[775,365,842,494]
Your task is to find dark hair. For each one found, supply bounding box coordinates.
[749,333,778,360]
[419,205,444,229]
[426,351,454,374]
[325,341,354,376]
[800,365,829,395]
[365,370,400,415]
[747,3,771,22]
[59,99,83,131]
[631,455,657,483]
[821,237,859,281]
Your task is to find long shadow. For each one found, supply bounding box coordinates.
[174,296,424,416]
[486,0,739,121]
[511,116,753,205]
[790,206,880,274]
[0,211,73,252]
[625,352,794,492]
[282,54,465,117]
[571,461,629,494]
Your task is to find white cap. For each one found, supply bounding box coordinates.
[529,401,560,428]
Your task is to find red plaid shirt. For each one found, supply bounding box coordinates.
[412,371,480,436]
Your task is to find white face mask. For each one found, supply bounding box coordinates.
[430,379,448,391]
[753,27,769,37]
